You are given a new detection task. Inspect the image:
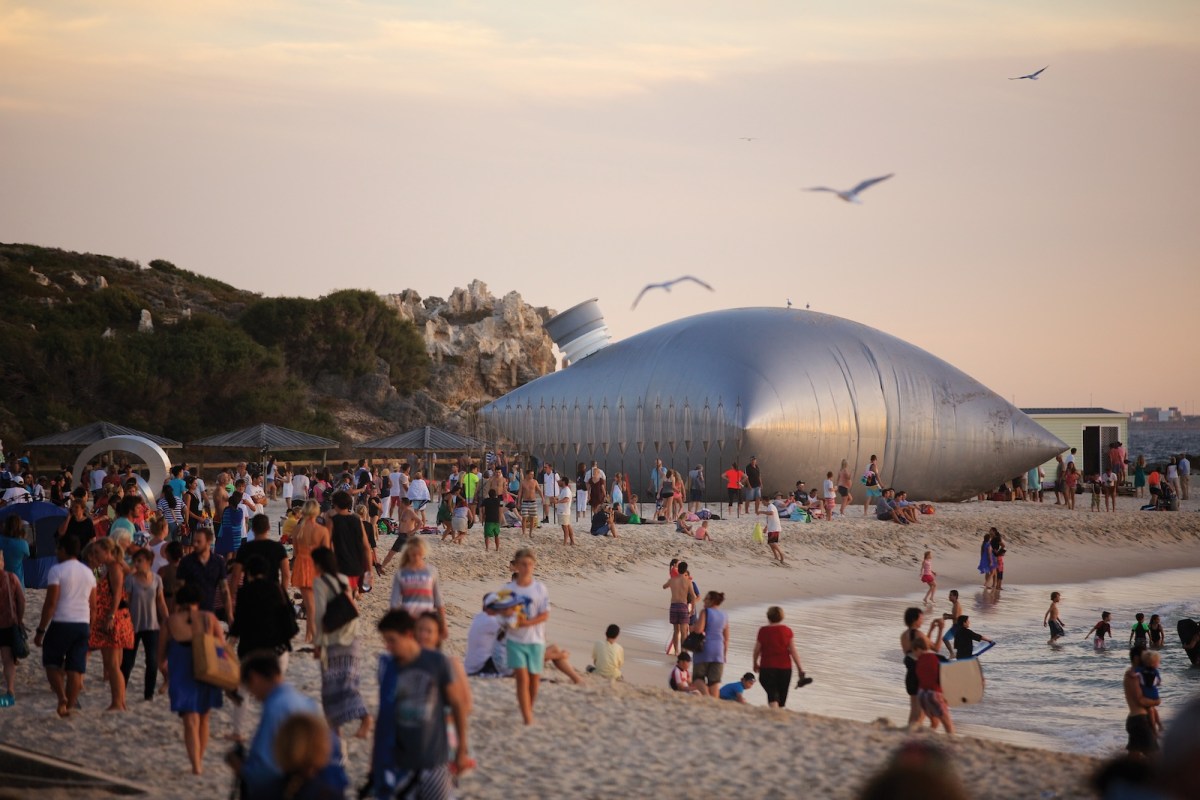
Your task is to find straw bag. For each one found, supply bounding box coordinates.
[193,627,240,692]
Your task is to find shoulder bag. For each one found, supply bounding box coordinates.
[320,575,359,632]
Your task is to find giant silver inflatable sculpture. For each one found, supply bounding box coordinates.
[482,300,1065,501]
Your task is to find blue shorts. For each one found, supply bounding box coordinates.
[43,622,90,673]
[866,486,882,498]
[942,627,955,645]
[506,641,545,675]
[745,487,762,500]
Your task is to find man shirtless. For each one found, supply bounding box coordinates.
[1124,645,1159,756]
[518,472,543,538]
[379,497,421,572]
[663,561,697,656]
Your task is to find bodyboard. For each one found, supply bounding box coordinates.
[940,657,985,707]
[1178,619,1199,665]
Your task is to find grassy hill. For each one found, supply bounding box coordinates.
[0,243,429,451]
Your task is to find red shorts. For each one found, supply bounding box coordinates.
[921,574,934,584]
[346,576,360,591]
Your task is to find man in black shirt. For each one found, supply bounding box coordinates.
[327,490,370,597]
[792,480,809,506]
[745,456,763,514]
[231,513,290,594]
[176,528,233,622]
[953,615,993,660]
[479,489,504,552]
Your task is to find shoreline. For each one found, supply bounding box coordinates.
[3,498,1197,798]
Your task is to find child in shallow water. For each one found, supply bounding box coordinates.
[1148,614,1165,649]
[920,551,937,604]
[1139,650,1164,734]
[1130,613,1150,648]
[1084,611,1112,650]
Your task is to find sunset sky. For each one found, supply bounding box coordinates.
[3,1,1198,412]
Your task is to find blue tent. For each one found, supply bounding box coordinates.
[0,501,67,559]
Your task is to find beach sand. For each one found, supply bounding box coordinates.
[3,495,1197,798]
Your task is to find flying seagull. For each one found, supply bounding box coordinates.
[631,276,715,309]
[804,173,894,204]
[1009,66,1048,81]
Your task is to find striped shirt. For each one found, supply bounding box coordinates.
[390,566,441,617]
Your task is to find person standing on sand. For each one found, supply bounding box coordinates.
[518,472,542,538]
[1044,591,1066,645]
[1124,645,1158,756]
[1133,455,1147,498]
[691,591,729,698]
[836,459,854,516]
[1063,462,1079,510]
[821,471,836,520]
[663,561,697,656]
[587,461,607,517]
[556,478,575,546]
[159,584,223,775]
[901,607,935,730]
[753,606,811,708]
[745,456,764,514]
[723,461,746,515]
[1178,453,1190,500]
[505,548,550,725]
[1052,454,1066,505]
[756,501,785,564]
[862,455,882,515]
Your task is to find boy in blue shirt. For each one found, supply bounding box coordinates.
[719,673,757,703]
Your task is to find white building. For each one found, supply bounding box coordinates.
[1021,408,1128,480]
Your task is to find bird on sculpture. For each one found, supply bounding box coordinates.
[804,174,893,204]
[631,276,715,309]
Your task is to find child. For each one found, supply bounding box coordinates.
[934,589,962,655]
[121,549,169,701]
[1148,614,1165,649]
[1130,612,1150,648]
[953,615,993,660]
[1084,611,1112,651]
[669,652,698,693]
[1138,650,1163,734]
[756,501,785,564]
[1089,475,1102,511]
[920,551,937,604]
[589,624,624,680]
[505,548,550,725]
[694,519,712,541]
[1044,591,1065,645]
[718,672,757,703]
[913,637,954,734]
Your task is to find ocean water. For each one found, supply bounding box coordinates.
[1127,426,1200,465]
[628,568,1200,755]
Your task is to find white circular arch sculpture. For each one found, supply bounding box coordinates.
[72,435,172,506]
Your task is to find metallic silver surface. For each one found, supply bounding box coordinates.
[482,307,1065,501]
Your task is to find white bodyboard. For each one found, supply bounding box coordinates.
[940,658,984,707]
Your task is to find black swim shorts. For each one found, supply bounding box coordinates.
[1126,714,1158,754]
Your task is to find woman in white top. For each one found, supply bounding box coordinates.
[281,467,294,507]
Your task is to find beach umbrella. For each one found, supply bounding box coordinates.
[715,399,727,454]
[571,401,582,456]
[652,396,662,455]
[0,501,67,558]
[521,401,533,453]
[734,398,744,458]
[599,398,611,457]
[616,399,628,456]
[558,398,569,457]
[666,399,677,459]
[701,398,712,454]
[635,399,645,456]
[537,399,551,458]
[585,400,596,459]
[683,400,693,453]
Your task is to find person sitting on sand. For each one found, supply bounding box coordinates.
[590,503,618,538]
[1044,592,1066,645]
[892,491,920,524]
[590,624,624,680]
[693,519,712,541]
[675,513,695,536]
[669,652,701,694]
[875,488,906,524]
[719,672,757,703]
[1085,611,1113,651]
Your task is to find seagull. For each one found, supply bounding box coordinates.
[631,276,715,309]
[1009,66,1048,81]
[804,173,894,204]
[786,298,793,309]
[739,137,757,142]
[805,303,810,310]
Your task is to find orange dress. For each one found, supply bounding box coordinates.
[90,567,134,650]
[291,524,317,589]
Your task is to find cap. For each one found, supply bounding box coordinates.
[14,476,24,486]
[484,590,521,611]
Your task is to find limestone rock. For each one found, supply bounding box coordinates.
[138,309,154,333]
[94,275,109,290]
[29,267,50,286]
[68,271,88,287]
[377,281,557,434]
[102,327,115,339]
